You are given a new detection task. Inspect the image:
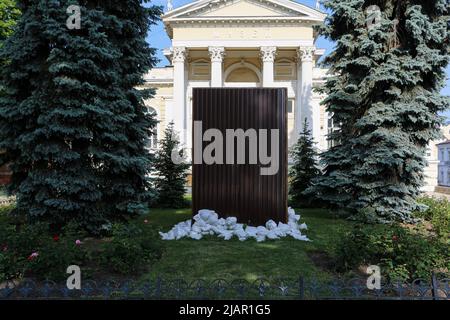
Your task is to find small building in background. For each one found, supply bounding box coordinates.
[437,140,450,189]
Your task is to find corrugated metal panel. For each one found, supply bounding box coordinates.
[192,88,288,225]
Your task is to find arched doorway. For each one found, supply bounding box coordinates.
[224,61,262,87]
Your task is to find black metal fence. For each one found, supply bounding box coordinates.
[1,275,448,300]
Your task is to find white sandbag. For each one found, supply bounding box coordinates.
[206,213,219,225]
[190,232,202,240]
[159,208,309,242]
[265,220,277,230]
[277,222,291,232]
[245,226,258,237]
[234,228,248,241]
[256,226,269,236]
[226,217,237,226]
[266,230,280,240]
[198,209,215,221]
[288,221,299,231]
[218,230,233,240]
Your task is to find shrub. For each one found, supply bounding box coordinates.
[415,196,450,241]
[335,224,449,281]
[99,223,164,275]
[0,218,163,281]
[0,222,88,281]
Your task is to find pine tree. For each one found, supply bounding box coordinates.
[289,120,321,208]
[0,1,20,184]
[0,1,161,233]
[0,0,20,44]
[310,0,450,222]
[153,122,190,209]
[0,0,20,87]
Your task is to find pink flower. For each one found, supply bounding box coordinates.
[28,252,39,261]
[75,240,82,246]
[144,219,149,224]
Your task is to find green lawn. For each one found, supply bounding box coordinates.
[133,208,355,282]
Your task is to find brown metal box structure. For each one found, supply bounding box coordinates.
[192,88,288,225]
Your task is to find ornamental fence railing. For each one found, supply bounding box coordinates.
[0,274,448,300]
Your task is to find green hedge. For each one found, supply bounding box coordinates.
[415,196,450,241]
[335,224,449,281]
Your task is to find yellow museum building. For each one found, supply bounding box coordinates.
[142,0,447,192]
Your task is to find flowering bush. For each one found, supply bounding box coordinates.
[0,221,89,281]
[0,209,164,281]
[335,224,449,281]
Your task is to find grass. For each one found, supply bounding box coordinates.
[0,200,356,282]
[132,208,355,282]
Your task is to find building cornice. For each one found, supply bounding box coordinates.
[162,0,326,38]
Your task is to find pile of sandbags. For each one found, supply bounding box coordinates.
[159,208,309,242]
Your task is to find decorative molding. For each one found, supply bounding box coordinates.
[208,46,226,62]
[172,46,187,63]
[163,0,326,22]
[298,46,315,62]
[173,39,314,48]
[260,46,277,63]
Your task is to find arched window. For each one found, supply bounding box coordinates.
[147,107,158,150]
[224,61,262,84]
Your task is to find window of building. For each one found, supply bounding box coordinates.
[327,113,340,149]
[274,59,296,80]
[287,100,294,117]
[147,107,158,150]
[190,59,211,80]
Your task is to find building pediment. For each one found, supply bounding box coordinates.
[163,0,325,37]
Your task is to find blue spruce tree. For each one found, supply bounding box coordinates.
[0,1,161,233]
[310,0,450,222]
[289,119,321,208]
[153,122,190,209]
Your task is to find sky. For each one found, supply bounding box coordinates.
[146,0,450,120]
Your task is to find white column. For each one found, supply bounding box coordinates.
[260,46,277,87]
[172,46,187,146]
[296,46,318,142]
[209,47,226,87]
